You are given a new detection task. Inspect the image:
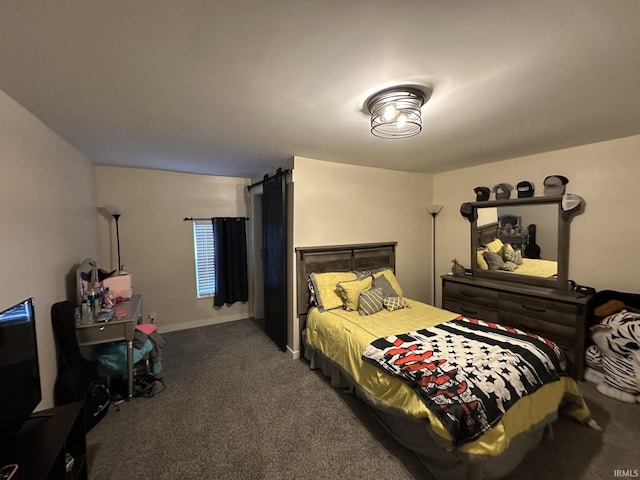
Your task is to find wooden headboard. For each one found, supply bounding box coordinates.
[477,222,499,247]
[294,242,397,318]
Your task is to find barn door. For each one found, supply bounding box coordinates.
[261,169,287,351]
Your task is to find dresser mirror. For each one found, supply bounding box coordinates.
[468,196,573,290]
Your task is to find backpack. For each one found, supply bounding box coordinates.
[85,381,111,430]
[133,374,165,398]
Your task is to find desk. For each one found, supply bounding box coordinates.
[498,233,526,249]
[75,295,142,399]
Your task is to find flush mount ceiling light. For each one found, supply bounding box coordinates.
[366,86,429,139]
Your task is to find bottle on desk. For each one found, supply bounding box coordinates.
[81,301,92,325]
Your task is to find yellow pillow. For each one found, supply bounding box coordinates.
[310,271,357,311]
[477,249,490,270]
[373,269,404,297]
[337,276,373,311]
[485,238,505,255]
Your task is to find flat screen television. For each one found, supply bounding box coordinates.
[0,298,41,459]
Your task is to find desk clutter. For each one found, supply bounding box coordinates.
[48,259,168,433]
[76,258,133,325]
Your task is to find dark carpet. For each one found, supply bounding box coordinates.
[86,318,638,480]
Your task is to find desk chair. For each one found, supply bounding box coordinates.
[51,300,109,430]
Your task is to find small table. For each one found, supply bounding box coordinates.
[75,295,143,399]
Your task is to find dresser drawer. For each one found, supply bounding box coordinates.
[499,293,578,327]
[443,298,499,322]
[443,282,498,308]
[498,312,576,347]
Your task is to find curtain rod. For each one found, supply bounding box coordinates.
[247,167,290,191]
[183,217,249,222]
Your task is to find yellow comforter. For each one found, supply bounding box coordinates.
[305,299,590,457]
[510,258,558,278]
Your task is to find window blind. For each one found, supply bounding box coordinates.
[193,222,216,298]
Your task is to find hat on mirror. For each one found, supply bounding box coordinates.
[460,202,476,222]
[492,183,513,200]
[561,193,583,212]
[474,186,490,201]
[516,181,535,198]
[543,175,569,196]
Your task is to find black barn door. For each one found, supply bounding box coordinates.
[262,171,287,351]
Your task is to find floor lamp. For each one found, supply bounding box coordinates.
[427,205,443,305]
[105,204,126,274]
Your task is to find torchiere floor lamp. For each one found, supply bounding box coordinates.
[427,205,443,305]
[105,204,126,274]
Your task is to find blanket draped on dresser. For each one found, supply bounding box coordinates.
[362,316,569,445]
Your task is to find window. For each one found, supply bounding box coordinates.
[193,222,215,298]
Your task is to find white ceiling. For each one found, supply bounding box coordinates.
[1,1,639,178]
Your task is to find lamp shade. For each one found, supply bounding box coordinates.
[367,87,427,139]
[428,205,443,215]
[104,204,126,217]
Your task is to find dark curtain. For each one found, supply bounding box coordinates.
[212,217,248,307]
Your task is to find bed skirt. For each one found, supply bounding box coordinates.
[303,331,555,480]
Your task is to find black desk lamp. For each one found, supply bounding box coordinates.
[105,204,126,274]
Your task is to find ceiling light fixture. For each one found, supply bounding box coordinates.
[366,86,427,139]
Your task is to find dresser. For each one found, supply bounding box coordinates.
[442,275,592,379]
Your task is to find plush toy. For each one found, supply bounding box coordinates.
[593,299,640,322]
[584,308,640,404]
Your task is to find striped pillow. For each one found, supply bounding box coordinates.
[358,288,384,316]
[383,296,409,312]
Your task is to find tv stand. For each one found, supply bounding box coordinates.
[8,402,87,480]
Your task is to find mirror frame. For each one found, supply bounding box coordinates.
[468,195,576,291]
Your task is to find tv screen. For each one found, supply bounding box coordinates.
[0,298,41,456]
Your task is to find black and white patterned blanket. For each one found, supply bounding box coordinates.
[362,316,568,445]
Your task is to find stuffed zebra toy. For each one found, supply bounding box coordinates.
[584,310,640,403]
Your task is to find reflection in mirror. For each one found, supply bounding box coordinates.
[469,196,580,291]
[477,203,559,280]
[472,197,569,289]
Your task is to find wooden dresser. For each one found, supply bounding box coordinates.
[442,274,592,379]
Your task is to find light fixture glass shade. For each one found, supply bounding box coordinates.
[104,204,126,217]
[367,87,426,139]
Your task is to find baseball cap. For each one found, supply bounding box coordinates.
[543,175,569,196]
[561,193,584,212]
[492,183,513,200]
[516,181,535,198]
[474,186,490,201]
[460,202,476,222]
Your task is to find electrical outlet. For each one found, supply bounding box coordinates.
[148,313,156,323]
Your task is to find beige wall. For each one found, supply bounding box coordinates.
[291,156,434,353]
[0,90,98,409]
[94,166,251,331]
[434,134,640,305]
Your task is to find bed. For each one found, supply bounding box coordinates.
[296,242,593,480]
[476,235,558,279]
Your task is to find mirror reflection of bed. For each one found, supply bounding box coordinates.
[476,204,558,278]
